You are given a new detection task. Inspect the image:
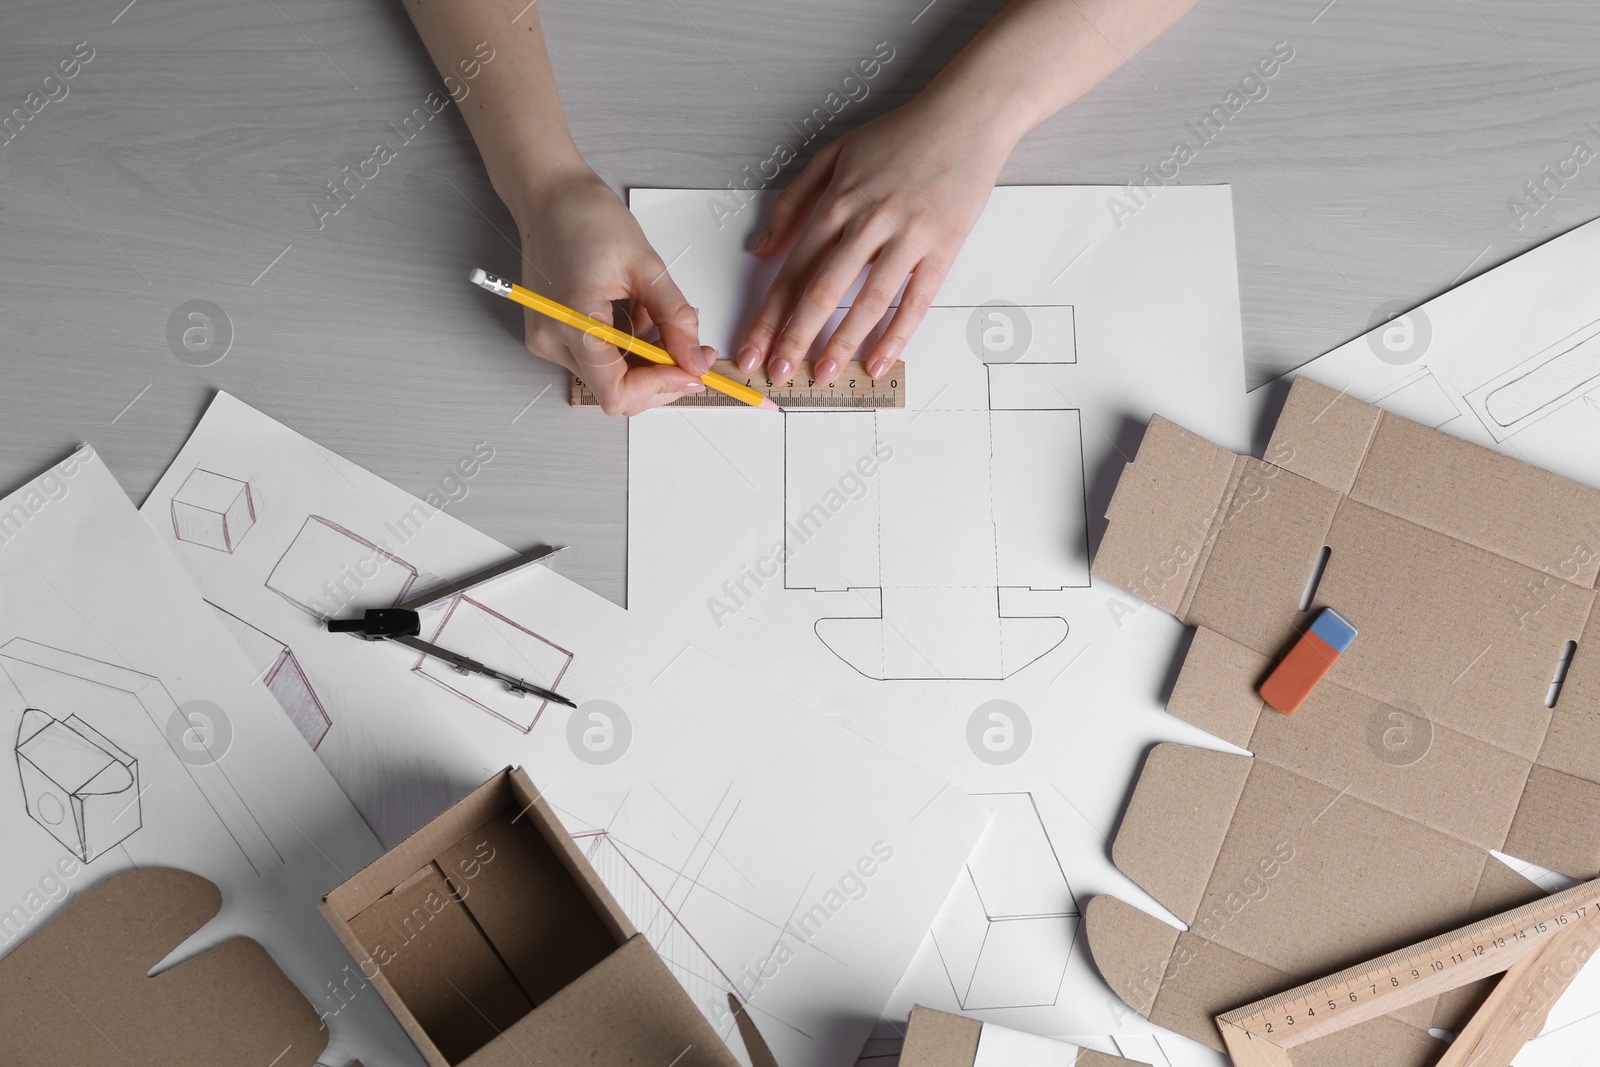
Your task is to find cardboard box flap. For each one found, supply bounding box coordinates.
[0,867,325,1066]
[480,935,736,1067]
[1166,628,1268,749]
[1083,894,1179,1020]
[1502,764,1600,876]
[325,768,519,921]
[1263,375,1382,495]
[437,803,619,1005]
[1094,416,1239,618]
[1111,744,1251,923]
[1350,411,1600,589]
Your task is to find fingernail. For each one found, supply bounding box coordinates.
[814,358,839,384]
[737,345,761,372]
[683,380,705,392]
[770,358,793,382]
[867,358,887,379]
[753,228,770,254]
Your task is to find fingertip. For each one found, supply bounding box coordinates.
[753,227,771,255]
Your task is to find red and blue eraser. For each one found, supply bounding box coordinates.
[1259,608,1357,715]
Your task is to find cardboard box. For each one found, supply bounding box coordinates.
[0,867,327,1065]
[321,766,762,1067]
[898,1005,1144,1067]
[1086,376,1600,1063]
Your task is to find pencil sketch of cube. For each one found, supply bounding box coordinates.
[266,515,417,620]
[410,595,573,732]
[15,707,142,863]
[210,603,331,749]
[170,469,256,553]
[930,792,1078,1010]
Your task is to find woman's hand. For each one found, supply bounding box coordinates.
[508,165,714,416]
[734,94,1016,388]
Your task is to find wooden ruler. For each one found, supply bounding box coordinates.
[1217,874,1600,1067]
[570,360,906,409]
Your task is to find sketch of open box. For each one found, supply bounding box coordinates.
[15,707,141,863]
[1,638,279,873]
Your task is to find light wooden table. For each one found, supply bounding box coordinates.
[3,0,1598,606]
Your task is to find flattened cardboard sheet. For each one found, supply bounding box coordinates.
[0,867,325,1066]
[1087,376,1600,1062]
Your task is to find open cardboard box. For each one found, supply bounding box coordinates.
[321,766,770,1067]
[899,1004,1145,1067]
[1086,375,1600,1064]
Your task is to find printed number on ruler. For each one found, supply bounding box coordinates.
[570,360,906,409]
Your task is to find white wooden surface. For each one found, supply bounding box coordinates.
[3,0,1599,605]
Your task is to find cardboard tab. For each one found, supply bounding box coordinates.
[900,1004,1147,1067]
[0,867,326,1066]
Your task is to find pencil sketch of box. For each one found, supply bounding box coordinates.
[266,515,417,620]
[411,595,573,733]
[0,637,278,872]
[170,468,256,553]
[210,602,331,749]
[930,792,1077,1010]
[15,707,141,863]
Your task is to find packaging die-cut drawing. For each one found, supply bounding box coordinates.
[783,303,1081,681]
[1086,376,1600,1065]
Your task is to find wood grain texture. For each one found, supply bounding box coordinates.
[4,0,1600,617]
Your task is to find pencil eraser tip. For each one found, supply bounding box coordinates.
[469,267,488,286]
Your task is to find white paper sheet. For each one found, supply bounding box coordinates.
[972,1020,1082,1067]
[1275,217,1600,1060]
[627,187,1254,1066]
[139,393,989,1067]
[1287,217,1600,489]
[0,449,420,1067]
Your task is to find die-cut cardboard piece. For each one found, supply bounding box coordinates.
[0,866,327,1065]
[1087,376,1600,1063]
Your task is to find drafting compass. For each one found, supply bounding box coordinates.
[326,546,576,708]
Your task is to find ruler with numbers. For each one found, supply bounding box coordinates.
[1217,873,1600,1067]
[571,360,906,409]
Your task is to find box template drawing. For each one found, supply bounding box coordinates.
[0,868,328,1066]
[783,304,1084,680]
[1086,376,1600,1064]
[321,767,772,1067]
[14,707,141,862]
[170,468,256,553]
[899,1004,1144,1067]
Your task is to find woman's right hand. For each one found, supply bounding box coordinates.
[509,165,715,416]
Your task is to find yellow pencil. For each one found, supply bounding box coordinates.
[470,268,777,411]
